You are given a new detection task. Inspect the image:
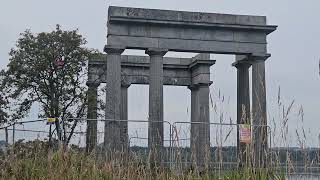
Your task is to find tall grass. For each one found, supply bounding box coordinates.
[0,87,318,179]
[0,140,288,179]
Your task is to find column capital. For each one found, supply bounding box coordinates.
[250,53,271,62]
[188,82,212,90]
[86,81,100,88]
[236,54,271,62]
[145,48,168,56]
[189,60,216,70]
[121,82,131,88]
[232,60,252,68]
[104,45,125,54]
[188,85,198,91]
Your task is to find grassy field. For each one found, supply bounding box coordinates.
[0,140,288,180]
[0,92,318,179]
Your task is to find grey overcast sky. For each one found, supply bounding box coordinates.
[0,0,319,146]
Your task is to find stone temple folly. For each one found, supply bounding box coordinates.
[86,6,277,168]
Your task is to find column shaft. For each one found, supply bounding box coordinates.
[252,61,268,167]
[104,46,124,155]
[190,85,210,168]
[146,49,167,166]
[235,62,251,167]
[86,83,99,153]
[120,85,129,152]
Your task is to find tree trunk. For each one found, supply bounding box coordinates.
[49,124,52,146]
[5,127,8,144]
[12,123,15,145]
[66,119,79,146]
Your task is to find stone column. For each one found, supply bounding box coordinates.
[145,48,167,166]
[189,84,210,169]
[120,83,130,153]
[252,60,268,167]
[103,45,125,156]
[189,58,214,169]
[233,59,252,167]
[86,81,99,153]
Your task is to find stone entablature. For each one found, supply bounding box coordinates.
[107,6,276,55]
[88,54,214,86]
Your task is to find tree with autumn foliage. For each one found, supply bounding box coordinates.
[1,25,95,146]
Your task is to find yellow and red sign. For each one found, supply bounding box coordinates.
[47,118,56,125]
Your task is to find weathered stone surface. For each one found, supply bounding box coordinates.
[108,24,267,43]
[89,55,214,86]
[233,55,269,167]
[233,59,252,167]
[103,46,125,156]
[146,48,167,166]
[120,84,130,154]
[190,85,211,168]
[189,58,214,168]
[190,60,215,85]
[107,36,268,54]
[86,82,99,153]
[108,6,267,26]
[96,6,277,169]
[252,59,268,168]
[107,6,277,54]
